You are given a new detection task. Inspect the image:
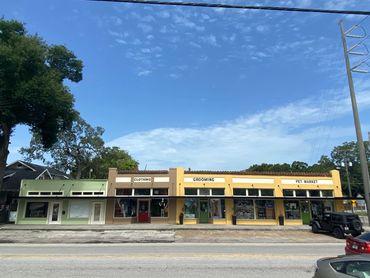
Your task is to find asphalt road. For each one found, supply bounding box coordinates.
[0,243,345,278]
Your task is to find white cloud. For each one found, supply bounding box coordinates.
[138,23,153,33]
[201,34,218,46]
[108,81,370,170]
[137,70,152,76]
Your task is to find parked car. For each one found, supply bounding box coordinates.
[310,212,363,239]
[314,255,370,278]
[346,232,370,255]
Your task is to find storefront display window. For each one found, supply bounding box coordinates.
[151,198,168,217]
[210,199,225,219]
[69,200,90,218]
[255,200,275,219]
[25,202,48,218]
[114,198,137,217]
[284,201,301,219]
[234,199,254,219]
[184,198,198,218]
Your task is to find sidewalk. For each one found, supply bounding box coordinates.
[0,224,312,231]
[0,224,367,244]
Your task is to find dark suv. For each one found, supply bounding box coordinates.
[310,212,363,239]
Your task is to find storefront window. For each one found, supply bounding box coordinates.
[210,199,225,219]
[199,188,210,195]
[284,201,301,219]
[260,189,274,197]
[185,188,197,196]
[116,188,132,196]
[25,202,48,218]
[153,188,168,195]
[134,189,150,195]
[283,190,294,197]
[322,190,333,197]
[234,199,254,219]
[255,200,275,219]
[233,189,246,196]
[295,190,307,197]
[212,188,225,196]
[114,198,137,217]
[69,200,90,218]
[248,189,258,196]
[309,190,320,197]
[151,198,168,217]
[184,198,198,218]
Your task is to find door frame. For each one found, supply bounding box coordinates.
[48,201,62,224]
[90,201,105,224]
[137,199,151,223]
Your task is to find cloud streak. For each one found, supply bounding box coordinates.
[108,80,370,170]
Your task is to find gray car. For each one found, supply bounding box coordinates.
[314,255,370,278]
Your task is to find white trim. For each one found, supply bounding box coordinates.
[184,177,226,183]
[35,169,53,180]
[7,160,36,171]
[3,172,15,179]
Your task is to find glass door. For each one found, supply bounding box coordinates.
[300,201,311,225]
[90,202,105,224]
[48,202,62,224]
[199,199,209,223]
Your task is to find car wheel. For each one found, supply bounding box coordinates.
[312,223,319,233]
[352,220,362,232]
[333,227,344,239]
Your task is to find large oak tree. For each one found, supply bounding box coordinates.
[0,19,83,191]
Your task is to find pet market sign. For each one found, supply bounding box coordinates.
[281,179,333,185]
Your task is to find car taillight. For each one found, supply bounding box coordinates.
[358,242,370,253]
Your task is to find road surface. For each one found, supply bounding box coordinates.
[0,242,345,277]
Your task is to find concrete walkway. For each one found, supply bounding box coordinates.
[0,224,312,231]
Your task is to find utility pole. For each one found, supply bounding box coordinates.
[339,20,370,225]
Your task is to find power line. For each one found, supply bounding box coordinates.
[89,0,370,15]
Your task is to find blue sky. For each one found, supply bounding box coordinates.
[2,0,370,170]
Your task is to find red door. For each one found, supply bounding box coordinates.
[138,200,150,223]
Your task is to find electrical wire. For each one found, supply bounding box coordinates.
[89,0,370,15]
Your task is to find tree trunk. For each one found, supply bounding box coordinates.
[0,123,11,193]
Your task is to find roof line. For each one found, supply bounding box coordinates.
[6,160,36,172]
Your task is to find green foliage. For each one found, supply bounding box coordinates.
[245,142,370,196]
[84,147,139,179]
[0,18,83,190]
[20,116,105,179]
[21,116,138,179]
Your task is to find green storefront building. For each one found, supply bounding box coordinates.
[16,179,107,224]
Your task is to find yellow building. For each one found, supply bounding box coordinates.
[107,168,343,225]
